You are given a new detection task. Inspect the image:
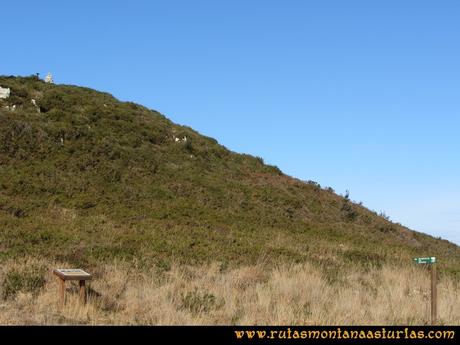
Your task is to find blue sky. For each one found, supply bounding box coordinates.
[2,1,459,245]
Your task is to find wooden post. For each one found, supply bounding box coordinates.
[79,280,86,304]
[59,278,66,307]
[431,263,437,325]
[414,257,438,324]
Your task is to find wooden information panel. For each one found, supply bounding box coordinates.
[53,269,92,306]
[53,269,92,281]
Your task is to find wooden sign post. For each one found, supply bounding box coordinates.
[414,257,437,325]
[53,269,92,307]
[431,263,437,325]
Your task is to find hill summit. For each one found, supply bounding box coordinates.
[1,75,459,274]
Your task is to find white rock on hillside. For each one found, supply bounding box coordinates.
[0,86,10,99]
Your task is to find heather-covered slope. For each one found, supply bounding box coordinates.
[1,76,459,275]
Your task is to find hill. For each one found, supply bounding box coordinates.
[1,75,459,277]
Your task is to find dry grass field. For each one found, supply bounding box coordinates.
[0,257,458,325]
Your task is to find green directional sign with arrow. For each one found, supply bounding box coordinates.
[413,256,438,325]
[414,256,436,264]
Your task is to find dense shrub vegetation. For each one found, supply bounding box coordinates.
[1,262,47,300]
[0,76,459,276]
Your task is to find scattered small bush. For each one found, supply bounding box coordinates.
[379,211,390,221]
[255,156,264,164]
[1,264,47,300]
[341,201,358,221]
[179,288,217,315]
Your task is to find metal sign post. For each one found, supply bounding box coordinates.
[414,257,437,325]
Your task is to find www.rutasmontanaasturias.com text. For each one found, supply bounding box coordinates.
[234,327,455,340]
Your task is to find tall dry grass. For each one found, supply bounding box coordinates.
[0,258,458,325]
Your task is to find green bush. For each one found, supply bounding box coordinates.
[179,288,217,314]
[1,264,47,300]
[341,200,358,221]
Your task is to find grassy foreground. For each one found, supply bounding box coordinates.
[0,257,458,325]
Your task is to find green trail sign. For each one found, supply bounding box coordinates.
[414,257,436,264]
[413,256,438,325]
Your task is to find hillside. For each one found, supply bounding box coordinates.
[1,75,459,277]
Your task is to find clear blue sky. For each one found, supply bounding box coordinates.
[2,1,459,245]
